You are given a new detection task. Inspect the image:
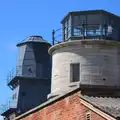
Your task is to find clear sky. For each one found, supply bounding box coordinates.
[0,0,119,119]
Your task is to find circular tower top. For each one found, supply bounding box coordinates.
[48,40,120,98]
[17,35,49,46]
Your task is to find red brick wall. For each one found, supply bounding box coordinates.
[18,92,106,120]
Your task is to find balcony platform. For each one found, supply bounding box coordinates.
[1,108,17,116]
[7,76,37,89]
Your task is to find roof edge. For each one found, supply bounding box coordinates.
[16,41,51,47]
[80,96,116,120]
[48,39,120,55]
[60,9,120,24]
[15,87,80,120]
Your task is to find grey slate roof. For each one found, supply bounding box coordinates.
[23,36,47,42]
[80,94,120,118]
[17,35,49,46]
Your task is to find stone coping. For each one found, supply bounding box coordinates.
[48,40,120,55]
[48,82,80,99]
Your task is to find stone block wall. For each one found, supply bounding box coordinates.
[49,40,120,97]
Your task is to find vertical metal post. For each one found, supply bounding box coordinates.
[8,100,10,109]
[62,25,65,42]
[104,24,107,39]
[52,29,55,45]
[82,24,85,39]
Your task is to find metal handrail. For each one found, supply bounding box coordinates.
[7,68,15,84]
[7,68,22,85]
[52,24,113,45]
[7,66,38,85]
[0,100,17,114]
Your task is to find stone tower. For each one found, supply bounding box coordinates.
[48,10,120,98]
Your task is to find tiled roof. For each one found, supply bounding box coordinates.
[80,94,120,118]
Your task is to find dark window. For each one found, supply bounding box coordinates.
[70,63,80,82]
[12,93,17,100]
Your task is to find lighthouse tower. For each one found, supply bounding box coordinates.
[1,36,51,120]
[48,10,120,98]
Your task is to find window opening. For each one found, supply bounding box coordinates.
[70,63,80,82]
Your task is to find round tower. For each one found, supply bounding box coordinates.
[48,10,120,98]
[48,40,120,98]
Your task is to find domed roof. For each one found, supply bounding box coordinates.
[17,35,49,46]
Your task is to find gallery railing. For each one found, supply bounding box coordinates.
[7,66,37,86]
[6,68,21,85]
[52,24,113,45]
[0,99,17,114]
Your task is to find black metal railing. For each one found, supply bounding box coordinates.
[7,66,37,86]
[52,28,63,45]
[0,99,17,114]
[52,24,113,45]
[7,68,19,85]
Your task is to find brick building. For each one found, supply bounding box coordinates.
[2,10,120,120]
[15,88,120,120]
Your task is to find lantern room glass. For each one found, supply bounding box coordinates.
[62,12,120,41]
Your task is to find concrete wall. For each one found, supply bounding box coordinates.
[49,40,120,97]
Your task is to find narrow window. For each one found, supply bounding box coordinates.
[86,111,91,120]
[70,63,80,82]
[12,93,17,100]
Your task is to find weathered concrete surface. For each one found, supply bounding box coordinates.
[48,40,120,98]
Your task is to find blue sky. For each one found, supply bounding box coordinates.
[0,0,119,119]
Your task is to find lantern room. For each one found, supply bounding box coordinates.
[61,10,120,41]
